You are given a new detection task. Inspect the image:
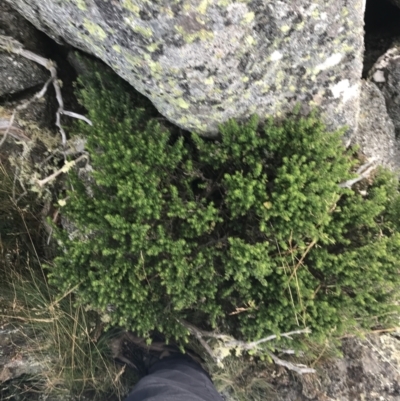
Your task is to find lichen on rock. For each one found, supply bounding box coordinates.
[5,0,364,136]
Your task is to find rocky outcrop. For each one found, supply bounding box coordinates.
[6,0,365,136]
[389,0,400,11]
[0,328,51,384]
[274,333,400,401]
[368,44,400,141]
[0,2,48,97]
[353,80,400,171]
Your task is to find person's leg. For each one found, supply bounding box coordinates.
[124,354,223,401]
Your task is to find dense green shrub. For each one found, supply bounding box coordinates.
[51,69,400,346]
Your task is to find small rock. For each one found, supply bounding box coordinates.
[353,80,400,172]
[368,44,400,141]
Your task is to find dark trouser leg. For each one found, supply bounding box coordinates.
[124,355,224,401]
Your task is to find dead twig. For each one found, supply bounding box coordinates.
[0,110,16,148]
[339,157,378,189]
[266,351,316,374]
[36,154,88,187]
[0,34,92,148]
[180,320,314,373]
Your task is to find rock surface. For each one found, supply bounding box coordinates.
[0,328,50,384]
[0,2,48,97]
[274,334,400,401]
[353,80,400,171]
[368,44,400,141]
[6,0,365,136]
[389,0,400,10]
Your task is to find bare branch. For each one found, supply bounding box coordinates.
[189,326,219,363]
[0,34,92,148]
[267,351,316,374]
[339,157,379,189]
[180,320,313,374]
[0,110,16,148]
[62,110,93,126]
[36,154,88,187]
[181,320,231,341]
[238,328,312,351]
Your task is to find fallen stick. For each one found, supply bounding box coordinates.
[0,34,92,148]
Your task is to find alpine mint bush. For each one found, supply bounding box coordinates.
[51,68,400,346]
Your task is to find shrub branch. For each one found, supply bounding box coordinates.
[181,320,315,373]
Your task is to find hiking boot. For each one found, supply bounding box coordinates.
[111,332,202,377]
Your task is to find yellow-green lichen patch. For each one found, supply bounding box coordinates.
[146,42,161,52]
[204,77,214,85]
[197,0,209,14]
[241,77,249,82]
[75,0,87,11]
[83,19,107,41]
[245,35,255,46]
[275,70,285,86]
[178,116,189,125]
[217,0,232,6]
[176,98,190,109]
[311,9,319,18]
[159,6,174,18]
[122,0,140,16]
[148,61,162,74]
[280,25,290,33]
[172,88,184,96]
[132,24,153,38]
[183,2,192,12]
[76,31,104,54]
[342,43,354,53]
[174,25,214,44]
[241,12,255,25]
[124,53,143,68]
[261,84,270,93]
[112,44,122,53]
